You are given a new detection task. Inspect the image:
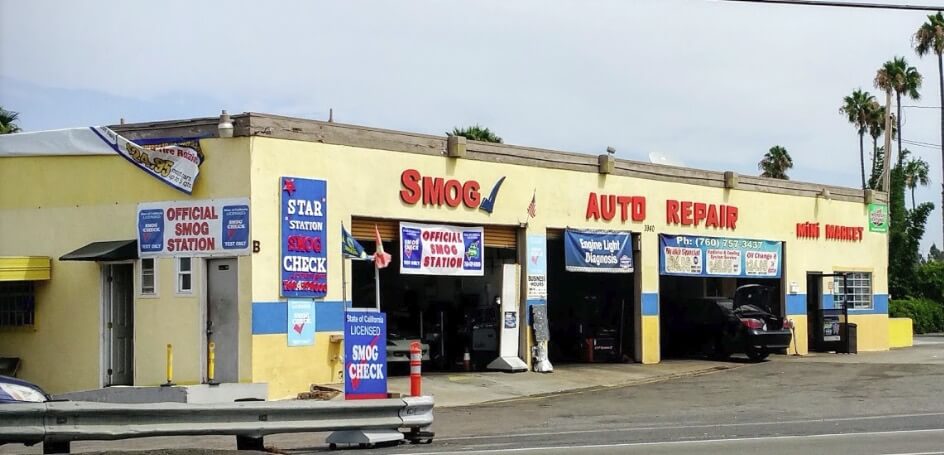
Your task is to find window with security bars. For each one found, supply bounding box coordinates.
[833,272,872,310]
[0,281,36,327]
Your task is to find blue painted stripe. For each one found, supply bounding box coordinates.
[822,293,835,310]
[252,301,345,335]
[641,293,659,316]
[786,294,806,315]
[849,294,888,315]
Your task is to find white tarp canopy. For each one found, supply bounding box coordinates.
[0,127,202,194]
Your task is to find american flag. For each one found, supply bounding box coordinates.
[527,191,536,218]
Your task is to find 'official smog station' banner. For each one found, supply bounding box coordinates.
[564,229,634,273]
[137,198,250,257]
[659,234,782,278]
[344,311,388,400]
[400,222,484,276]
[281,177,328,298]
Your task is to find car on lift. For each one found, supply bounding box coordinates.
[662,284,793,361]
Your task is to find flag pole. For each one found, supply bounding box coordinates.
[374,261,380,311]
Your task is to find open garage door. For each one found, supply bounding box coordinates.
[658,234,789,361]
[546,229,637,363]
[349,217,520,372]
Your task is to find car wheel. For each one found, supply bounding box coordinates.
[746,347,769,362]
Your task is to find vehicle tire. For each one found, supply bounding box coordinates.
[746,347,769,362]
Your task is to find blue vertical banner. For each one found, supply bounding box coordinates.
[526,235,547,301]
[287,299,316,347]
[221,204,250,250]
[280,177,328,298]
[344,311,388,400]
[138,209,164,253]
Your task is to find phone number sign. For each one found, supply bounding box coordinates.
[659,234,781,278]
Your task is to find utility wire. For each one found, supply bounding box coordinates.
[718,0,943,11]
[903,105,944,109]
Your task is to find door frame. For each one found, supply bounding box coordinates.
[99,260,136,388]
[204,257,239,383]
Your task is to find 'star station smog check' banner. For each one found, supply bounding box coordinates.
[660,234,782,278]
[564,229,634,273]
[281,177,328,298]
[137,198,250,257]
[400,222,484,276]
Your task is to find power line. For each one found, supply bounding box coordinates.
[902,139,943,149]
[903,105,944,109]
[717,0,943,11]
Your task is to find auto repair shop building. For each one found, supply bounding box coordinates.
[0,113,890,399]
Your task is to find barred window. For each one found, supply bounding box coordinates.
[141,258,156,295]
[0,281,36,327]
[834,272,872,310]
[177,257,192,294]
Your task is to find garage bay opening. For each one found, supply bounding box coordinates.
[658,234,790,361]
[350,218,519,372]
[546,229,638,363]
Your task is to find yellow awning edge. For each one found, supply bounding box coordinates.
[0,256,51,281]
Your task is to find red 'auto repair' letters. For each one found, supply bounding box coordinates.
[666,200,738,230]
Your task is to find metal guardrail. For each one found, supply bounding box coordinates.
[0,396,434,453]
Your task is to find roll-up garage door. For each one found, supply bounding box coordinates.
[351,217,517,249]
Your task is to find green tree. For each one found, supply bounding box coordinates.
[448,125,503,143]
[758,146,793,180]
[0,107,21,134]
[888,162,936,297]
[840,89,877,189]
[913,11,944,256]
[867,104,895,190]
[929,243,944,262]
[903,154,931,210]
[874,57,922,168]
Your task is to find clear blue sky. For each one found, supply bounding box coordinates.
[1,0,942,252]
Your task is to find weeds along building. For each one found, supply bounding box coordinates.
[0,113,890,399]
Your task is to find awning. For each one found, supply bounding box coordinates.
[60,240,138,262]
[0,257,51,281]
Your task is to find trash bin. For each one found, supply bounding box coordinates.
[842,322,858,354]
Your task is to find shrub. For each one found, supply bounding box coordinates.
[889,298,944,334]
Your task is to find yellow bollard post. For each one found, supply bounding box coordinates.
[207,341,218,385]
[161,344,175,387]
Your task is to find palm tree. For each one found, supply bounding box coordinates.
[448,125,503,143]
[874,57,922,169]
[0,107,21,134]
[903,154,931,210]
[840,89,876,189]
[913,11,944,249]
[758,145,793,180]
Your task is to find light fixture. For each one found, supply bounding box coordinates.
[218,110,234,138]
[819,188,831,200]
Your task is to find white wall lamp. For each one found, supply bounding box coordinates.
[819,188,831,200]
[218,110,234,138]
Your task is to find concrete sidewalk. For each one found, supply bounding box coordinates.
[381,359,738,407]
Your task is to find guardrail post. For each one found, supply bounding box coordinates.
[42,439,70,454]
[236,435,264,451]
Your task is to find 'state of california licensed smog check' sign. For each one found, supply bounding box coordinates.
[344,311,388,400]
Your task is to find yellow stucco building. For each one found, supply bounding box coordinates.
[0,113,889,399]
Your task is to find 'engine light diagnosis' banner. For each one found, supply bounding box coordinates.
[137,198,250,257]
[344,310,387,400]
[281,177,328,298]
[400,222,484,276]
[659,234,782,278]
[564,229,634,273]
